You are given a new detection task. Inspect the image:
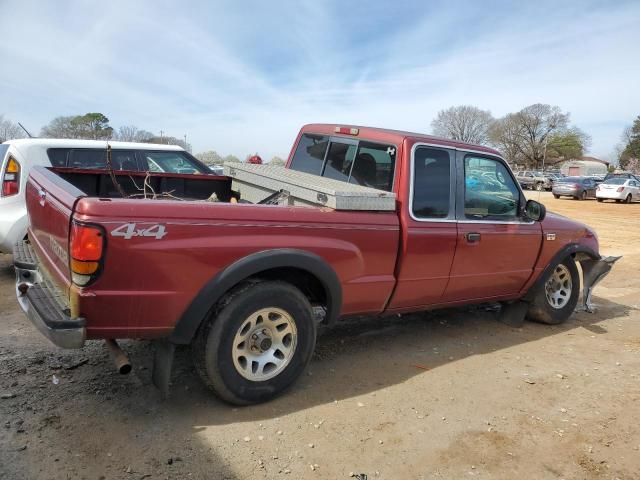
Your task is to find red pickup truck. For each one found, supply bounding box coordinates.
[14,124,618,405]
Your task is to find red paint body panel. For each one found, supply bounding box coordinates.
[24,125,601,342]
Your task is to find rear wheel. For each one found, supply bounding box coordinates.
[580,190,587,200]
[553,194,560,199]
[535,182,544,191]
[597,198,603,202]
[193,280,316,405]
[625,194,632,204]
[527,258,580,325]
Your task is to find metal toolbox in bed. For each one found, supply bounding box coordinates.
[224,163,396,211]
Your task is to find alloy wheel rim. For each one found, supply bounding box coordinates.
[545,264,572,309]
[231,307,297,381]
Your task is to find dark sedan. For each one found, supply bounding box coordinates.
[552,176,598,200]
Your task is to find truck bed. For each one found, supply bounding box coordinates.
[25,166,400,339]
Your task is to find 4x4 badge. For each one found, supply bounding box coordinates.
[111,223,167,240]
[546,233,556,241]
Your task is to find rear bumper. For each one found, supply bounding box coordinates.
[14,240,86,349]
[552,187,578,196]
[595,191,625,200]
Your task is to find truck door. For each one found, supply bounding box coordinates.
[387,144,458,309]
[442,153,542,302]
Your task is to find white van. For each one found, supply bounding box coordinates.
[0,139,211,253]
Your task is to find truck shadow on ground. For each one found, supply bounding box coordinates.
[158,295,632,424]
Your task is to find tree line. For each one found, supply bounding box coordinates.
[1,109,638,172]
[430,103,593,170]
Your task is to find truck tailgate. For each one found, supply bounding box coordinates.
[25,167,85,291]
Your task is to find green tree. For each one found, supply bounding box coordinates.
[620,116,640,170]
[546,127,591,162]
[41,113,113,140]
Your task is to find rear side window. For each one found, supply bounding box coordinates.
[68,149,140,171]
[47,148,70,167]
[289,134,330,175]
[412,147,451,219]
[139,151,208,174]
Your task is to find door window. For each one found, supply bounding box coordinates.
[464,156,520,221]
[411,147,452,219]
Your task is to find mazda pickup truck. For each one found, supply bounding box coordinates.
[13,124,619,405]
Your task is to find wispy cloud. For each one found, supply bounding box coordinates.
[1,0,638,159]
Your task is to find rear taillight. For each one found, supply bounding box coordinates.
[617,187,624,192]
[70,223,105,286]
[1,157,20,197]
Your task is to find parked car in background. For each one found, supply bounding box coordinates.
[516,171,553,191]
[604,172,640,183]
[0,139,210,254]
[552,176,598,200]
[596,178,640,203]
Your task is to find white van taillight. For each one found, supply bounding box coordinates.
[1,157,20,197]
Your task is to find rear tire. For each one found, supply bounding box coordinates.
[625,194,632,204]
[527,258,580,325]
[535,182,544,191]
[553,194,560,199]
[192,280,316,405]
[580,190,587,200]
[597,198,603,202]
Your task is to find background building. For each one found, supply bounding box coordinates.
[559,156,609,176]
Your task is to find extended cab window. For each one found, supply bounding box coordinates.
[412,147,451,219]
[464,156,519,220]
[290,134,396,192]
[289,134,330,175]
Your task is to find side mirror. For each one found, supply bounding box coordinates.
[524,199,546,221]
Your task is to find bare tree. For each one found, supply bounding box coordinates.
[270,156,286,166]
[489,104,573,169]
[0,115,24,142]
[115,125,154,142]
[195,150,223,165]
[430,105,494,145]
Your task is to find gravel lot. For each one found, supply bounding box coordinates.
[1,192,639,480]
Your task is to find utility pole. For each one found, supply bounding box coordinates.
[184,134,187,151]
[160,130,164,143]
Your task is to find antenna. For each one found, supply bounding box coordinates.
[17,122,34,138]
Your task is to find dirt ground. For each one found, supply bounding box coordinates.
[1,192,639,480]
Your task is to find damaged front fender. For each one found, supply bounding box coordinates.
[578,256,621,312]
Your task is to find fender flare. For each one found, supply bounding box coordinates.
[522,243,599,302]
[169,249,342,344]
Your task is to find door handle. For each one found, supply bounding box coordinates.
[38,189,46,206]
[465,232,481,243]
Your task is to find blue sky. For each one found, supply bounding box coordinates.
[1,0,638,160]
